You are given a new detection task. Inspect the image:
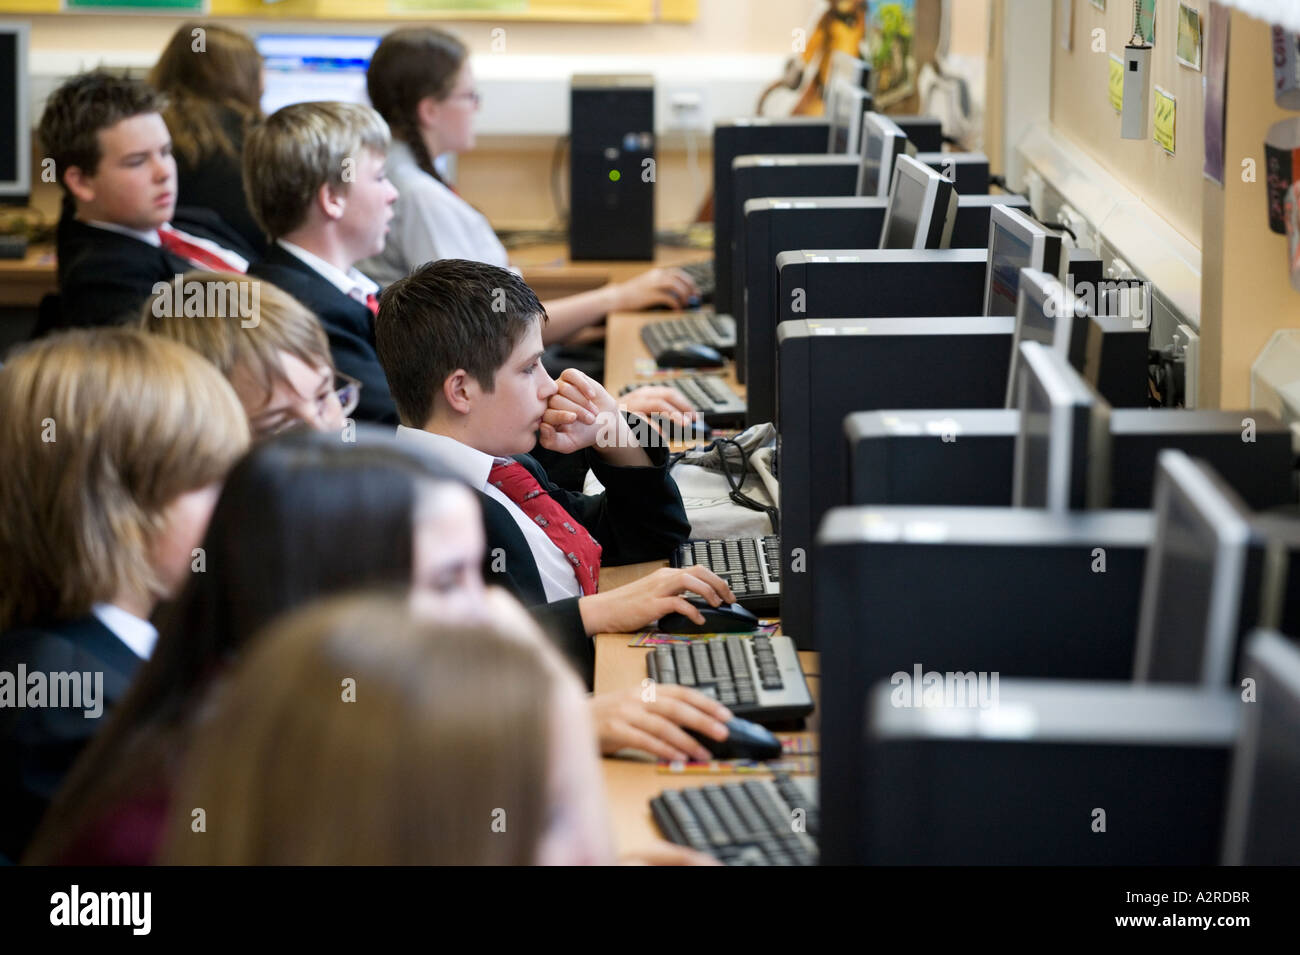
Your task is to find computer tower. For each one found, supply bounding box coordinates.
[713,119,832,317]
[777,317,1015,647]
[895,116,944,152]
[845,409,1019,505]
[1107,409,1294,510]
[568,75,655,261]
[814,505,1157,865]
[775,248,988,325]
[743,196,1028,417]
[857,679,1238,865]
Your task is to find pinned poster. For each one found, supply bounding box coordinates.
[1108,54,1124,113]
[1154,86,1176,155]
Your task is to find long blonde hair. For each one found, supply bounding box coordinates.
[160,593,561,865]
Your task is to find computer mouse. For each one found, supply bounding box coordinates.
[648,414,713,442]
[655,343,725,368]
[689,717,783,761]
[656,599,760,634]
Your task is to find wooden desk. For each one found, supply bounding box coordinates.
[594,365,815,859]
[0,241,708,310]
[0,244,56,308]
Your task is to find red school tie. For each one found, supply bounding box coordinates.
[364,293,380,316]
[157,226,247,273]
[489,460,601,595]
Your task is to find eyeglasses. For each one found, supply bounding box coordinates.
[257,371,364,439]
[448,89,482,107]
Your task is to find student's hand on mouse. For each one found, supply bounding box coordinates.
[609,267,699,313]
[619,841,724,866]
[578,565,736,635]
[589,684,731,762]
[620,386,699,428]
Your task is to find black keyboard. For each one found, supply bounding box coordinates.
[641,313,736,360]
[673,536,780,614]
[651,774,819,865]
[679,260,716,302]
[645,632,812,724]
[666,375,746,428]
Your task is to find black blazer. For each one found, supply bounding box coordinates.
[250,246,399,425]
[174,107,268,258]
[0,615,143,862]
[49,208,259,334]
[480,429,691,689]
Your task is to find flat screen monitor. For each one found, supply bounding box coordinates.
[1004,268,1086,408]
[257,34,381,115]
[0,21,30,202]
[856,112,909,197]
[983,205,1063,317]
[878,154,957,250]
[1222,629,1300,865]
[826,79,872,154]
[1011,340,1111,511]
[1133,450,1256,686]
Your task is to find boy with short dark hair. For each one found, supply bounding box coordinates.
[375,259,735,686]
[38,71,255,331]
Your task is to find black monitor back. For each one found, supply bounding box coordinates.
[894,116,943,151]
[857,679,1238,865]
[815,505,1156,865]
[845,409,1018,505]
[1085,315,1150,408]
[1108,409,1294,509]
[743,194,1027,412]
[777,317,1014,646]
[775,248,988,327]
[713,119,830,316]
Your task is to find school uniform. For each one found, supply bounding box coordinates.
[359,139,509,286]
[249,241,399,425]
[173,106,269,258]
[395,421,691,688]
[48,209,255,333]
[0,606,155,862]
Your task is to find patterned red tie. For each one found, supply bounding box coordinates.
[489,460,601,594]
[364,293,380,316]
[157,226,247,273]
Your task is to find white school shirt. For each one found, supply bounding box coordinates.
[394,426,583,602]
[86,220,250,273]
[360,140,511,286]
[275,239,380,308]
[90,603,159,660]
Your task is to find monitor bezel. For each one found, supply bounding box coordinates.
[1132,450,1254,687]
[1005,268,1083,408]
[878,153,954,252]
[0,21,31,200]
[856,111,908,197]
[982,204,1063,318]
[825,79,872,155]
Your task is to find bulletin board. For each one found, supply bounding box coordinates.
[1051,0,1209,246]
[0,0,697,20]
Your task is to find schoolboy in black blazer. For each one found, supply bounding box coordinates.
[37,73,255,333]
[374,258,736,689]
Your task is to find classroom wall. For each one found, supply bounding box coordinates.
[1199,8,1300,409]
[1050,0,1209,248]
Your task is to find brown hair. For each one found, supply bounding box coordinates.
[37,71,165,188]
[0,327,250,629]
[366,27,469,183]
[139,270,333,414]
[242,101,390,240]
[149,22,263,167]
[159,592,556,865]
[375,258,546,428]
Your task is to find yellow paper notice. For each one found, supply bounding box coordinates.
[1154,86,1176,154]
[1108,54,1124,113]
